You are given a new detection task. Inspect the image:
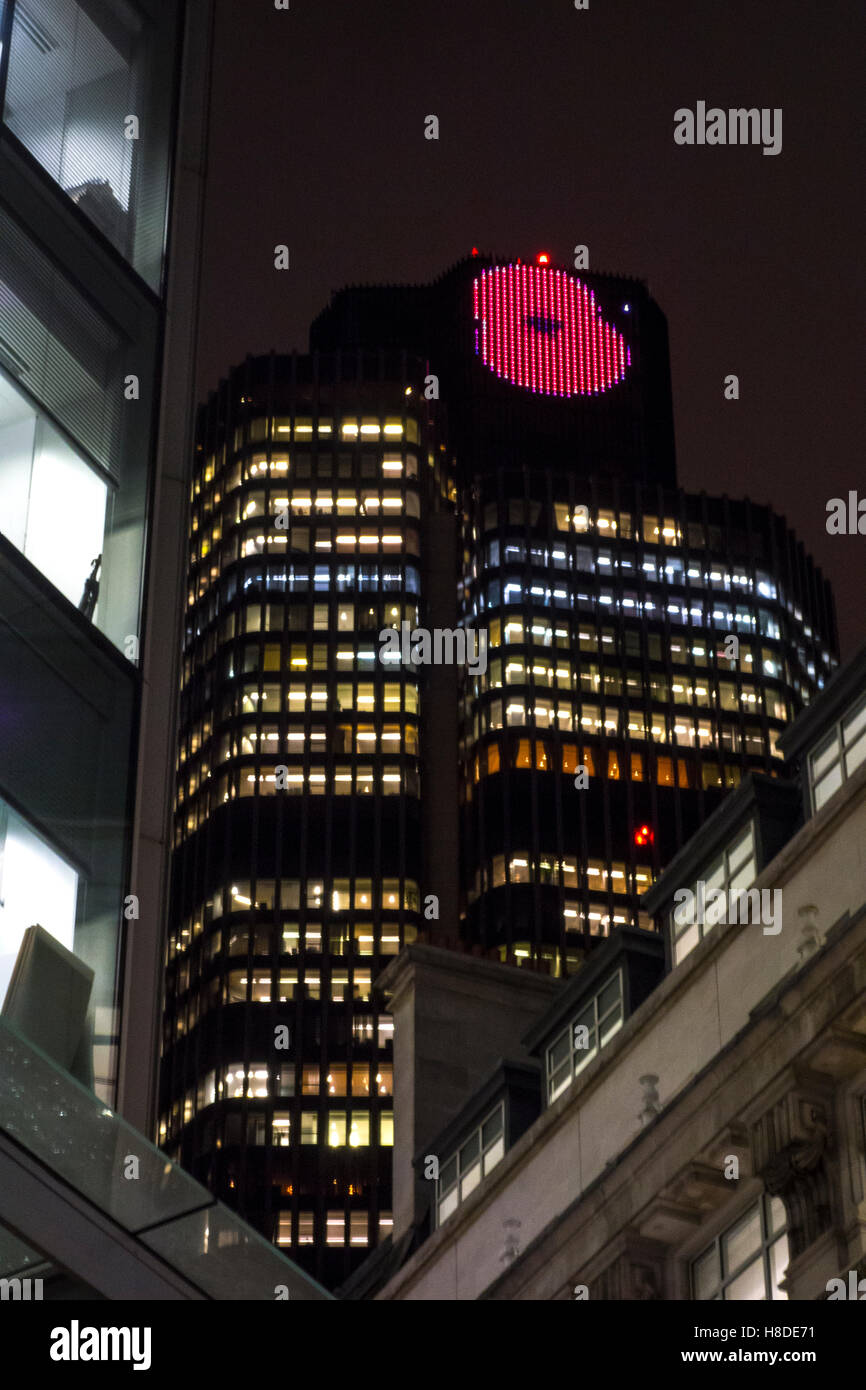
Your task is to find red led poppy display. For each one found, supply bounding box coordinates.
[473,263,631,397]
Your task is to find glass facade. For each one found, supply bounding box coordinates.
[0,198,156,651]
[459,475,836,972]
[0,795,78,1003]
[162,263,840,1288]
[161,352,449,1287]
[0,0,183,1100]
[2,0,180,290]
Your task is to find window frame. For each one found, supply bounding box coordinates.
[435,1102,505,1228]
[691,1194,789,1301]
[670,821,757,965]
[545,969,624,1104]
[808,692,866,814]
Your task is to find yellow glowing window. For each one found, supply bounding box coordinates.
[630,752,644,781]
[353,925,375,956]
[514,739,532,769]
[487,742,501,775]
[657,756,674,786]
[607,752,620,780]
[561,743,578,774]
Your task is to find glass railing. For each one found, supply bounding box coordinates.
[0,1016,332,1300]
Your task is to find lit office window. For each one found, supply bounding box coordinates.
[4,0,179,288]
[349,1212,368,1247]
[0,206,151,649]
[808,693,866,812]
[545,971,623,1103]
[693,1196,788,1300]
[326,1211,345,1246]
[0,796,79,1008]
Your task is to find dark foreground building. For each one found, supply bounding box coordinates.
[160,253,836,1287]
[0,0,327,1302]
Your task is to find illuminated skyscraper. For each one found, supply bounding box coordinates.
[162,349,454,1287]
[314,255,837,966]
[162,254,837,1287]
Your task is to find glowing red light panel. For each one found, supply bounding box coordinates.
[472,264,631,397]
[634,824,655,847]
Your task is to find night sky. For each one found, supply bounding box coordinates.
[196,0,866,658]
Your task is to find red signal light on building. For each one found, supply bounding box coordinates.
[634,824,654,846]
[537,252,550,264]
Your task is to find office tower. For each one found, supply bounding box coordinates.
[0,0,218,1289]
[163,254,836,1287]
[313,254,838,964]
[163,349,453,1287]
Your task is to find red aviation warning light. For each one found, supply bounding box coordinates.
[472,261,631,397]
[634,824,655,847]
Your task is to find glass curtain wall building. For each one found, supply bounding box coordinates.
[460,473,835,966]
[164,254,837,1286]
[0,0,185,1105]
[161,350,453,1286]
[312,254,837,972]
